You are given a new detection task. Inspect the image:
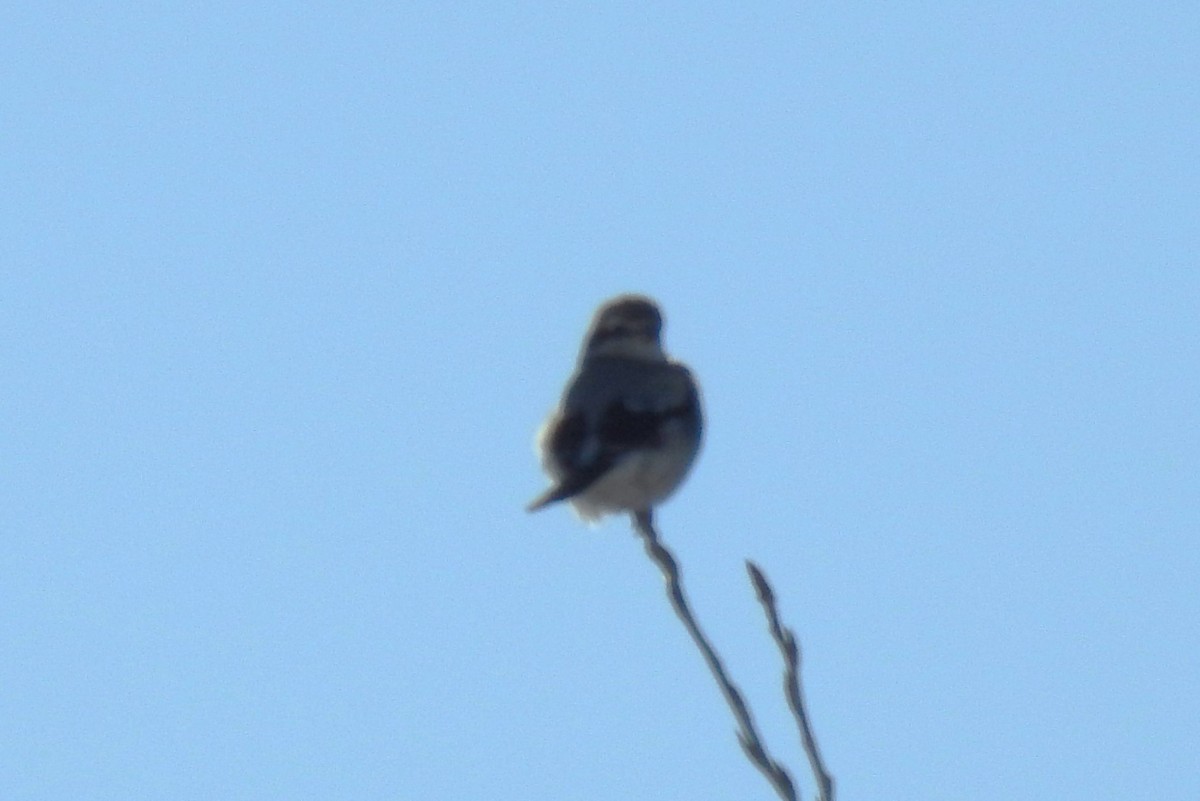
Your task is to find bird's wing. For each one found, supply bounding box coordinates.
[526,383,699,512]
[526,410,611,511]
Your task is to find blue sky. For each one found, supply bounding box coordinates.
[3,2,1198,799]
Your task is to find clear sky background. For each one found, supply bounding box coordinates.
[3,3,1198,800]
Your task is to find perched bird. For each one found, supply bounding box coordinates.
[527,294,702,522]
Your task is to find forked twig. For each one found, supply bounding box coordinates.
[747,561,835,801]
[632,510,797,801]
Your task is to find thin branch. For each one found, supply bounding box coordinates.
[747,561,835,801]
[632,510,798,801]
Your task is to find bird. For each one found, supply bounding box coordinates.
[527,294,702,522]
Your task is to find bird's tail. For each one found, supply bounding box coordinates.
[526,486,570,513]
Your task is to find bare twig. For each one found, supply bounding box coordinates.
[632,510,798,801]
[747,561,835,801]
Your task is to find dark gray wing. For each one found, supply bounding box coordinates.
[526,384,700,511]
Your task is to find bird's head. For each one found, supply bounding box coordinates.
[582,295,666,362]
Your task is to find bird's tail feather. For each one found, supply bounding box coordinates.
[526,486,569,513]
